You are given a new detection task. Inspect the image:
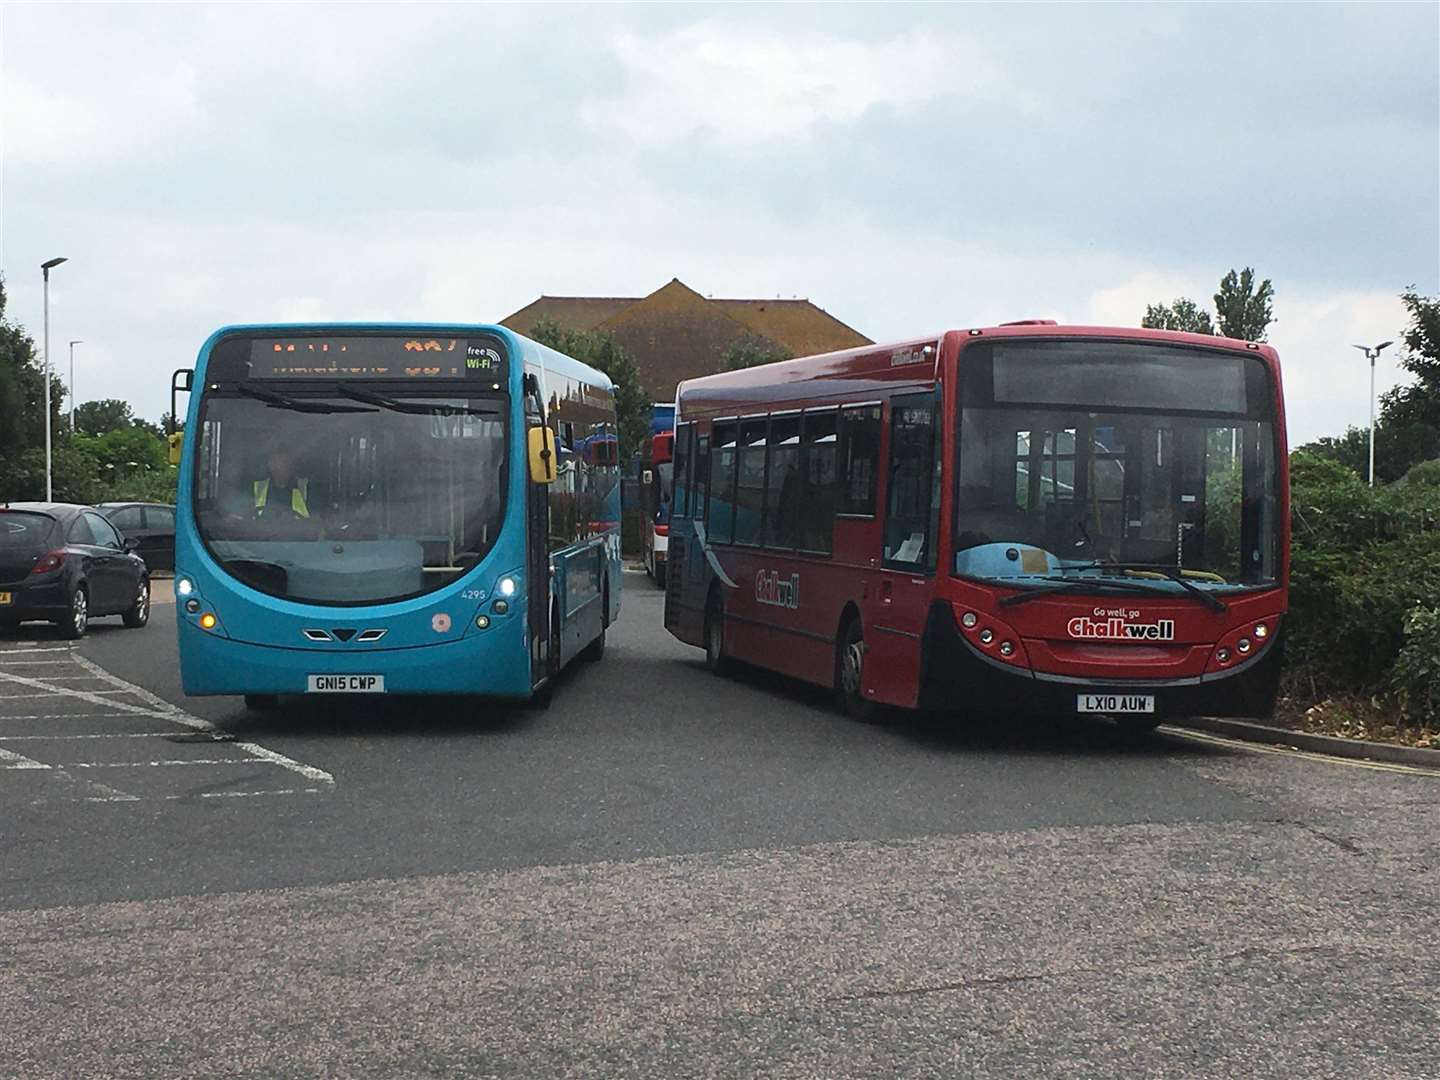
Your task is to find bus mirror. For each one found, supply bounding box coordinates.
[167,432,184,466]
[528,426,557,484]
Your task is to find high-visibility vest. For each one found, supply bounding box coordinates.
[254,478,309,517]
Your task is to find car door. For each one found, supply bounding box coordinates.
[84,511,130,613]
[105,505,146,561]
[142,506,176,572]
[65,513,109,611]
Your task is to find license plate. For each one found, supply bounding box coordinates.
[306,674,385,693]
[1077,693,1154,714]
[0,592,11,605]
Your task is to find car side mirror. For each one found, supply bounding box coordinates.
[123,537,141,553]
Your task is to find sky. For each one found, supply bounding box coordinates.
[2,1,1436,445]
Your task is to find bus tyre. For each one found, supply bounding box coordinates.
[704,591,731,676]
[122,578,151,628]
[655,561,667,590]
[836,618,882,723]
[244,694,279,712]
[581,623,606,661]
[57,587,88,640]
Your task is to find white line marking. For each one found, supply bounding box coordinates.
[0,746,51,770]
[0,647,74,656]
[66,653,336,788]
[0,731,179,741]
[0,713,168,722]
[172,788,324,799]
[68,759,273,768]
[0,689,134,698]
[0,659,76,666]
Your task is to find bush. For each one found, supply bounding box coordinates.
[1392,606,1440,722]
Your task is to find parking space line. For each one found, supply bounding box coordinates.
[67,653,336,789]
[0,659,76,666]
[174,788,324,799]
[0,713,168,723]
[1,689,135,699]
[69,759,277,768]
[0,747,52,770]
[0,732,180,741]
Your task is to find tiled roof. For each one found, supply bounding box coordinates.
[498,279,870,399]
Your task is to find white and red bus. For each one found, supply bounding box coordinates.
[663,322,1288,728]
[639,427,675,587]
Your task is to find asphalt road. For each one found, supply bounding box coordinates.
[2,571,1437,1078]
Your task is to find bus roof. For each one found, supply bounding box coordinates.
[197,322,615,396]
[674,322,1278,416]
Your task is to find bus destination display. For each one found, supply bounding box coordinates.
[250,337,504,380]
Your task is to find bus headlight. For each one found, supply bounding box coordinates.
[475,614,491,630]
[498,577,517,598]
[176,577,194,597]
[185,599,200,614]
[1254,623,1269,640]
[492,599,509,615]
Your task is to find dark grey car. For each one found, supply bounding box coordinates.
[97,502,176,573]
[0,503,151,638]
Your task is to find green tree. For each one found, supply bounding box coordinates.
[527,317,650,457]
[0,275,65,466]
[1213,267,1275,341]
[1141,298,1215,335]
[722,336,792,372]
[74,398,136,436]
[1375,289,1440,473]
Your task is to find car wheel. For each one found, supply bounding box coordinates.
[58,586,88,640]
[122,578,151,628]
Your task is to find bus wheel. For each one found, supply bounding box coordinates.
[582,587,607,662]
[704,591,731,676]
[836,619,881,723]
[655,561,667,590]
[244,694,279,711]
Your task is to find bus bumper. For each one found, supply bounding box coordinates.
[919,605,1284,721]
[178,616,534,699]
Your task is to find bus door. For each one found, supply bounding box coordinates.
[524,376,553,687]
[868,393,941,708]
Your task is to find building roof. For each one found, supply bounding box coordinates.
[499,278,871,398]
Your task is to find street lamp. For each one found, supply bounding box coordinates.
[1351,340,1394,487]
[41,257,69,502]
[68,340,83,433]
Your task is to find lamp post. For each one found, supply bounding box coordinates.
[68,340,83,433]
[1351,340,1394,487]
[41,257,69,501]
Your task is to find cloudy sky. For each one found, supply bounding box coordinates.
[3,2,1436,444]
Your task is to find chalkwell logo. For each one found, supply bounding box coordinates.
[755,570,800,610]
[1067,608,1175,641]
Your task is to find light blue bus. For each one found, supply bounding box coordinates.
[169,324,620,709]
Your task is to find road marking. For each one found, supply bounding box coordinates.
[68,759,275,768]
[0,659,76,666]
[66,653,336,788]
[0,747,52,770]
[0,647,74,656]
[169,788,325,799]
[0,732,181,741]
[1161,726,1440,779]
[0,713,167,722]
[0,689,134,698]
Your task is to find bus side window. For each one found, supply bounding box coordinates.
[764,414,802,549]
[709,421,738,544]
[693,435,709,521]
[672,424,691,518]
[734,418,768,546]
[838,405,881,516]
[799,409,838,554]
[883,395,938,571]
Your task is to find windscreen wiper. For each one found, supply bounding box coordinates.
[331,385,500,418]
[998,577,1165,608]
[235,384,374,414]
[1079,561,1229,613]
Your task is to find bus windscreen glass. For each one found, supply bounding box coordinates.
[193,392,508,605]
[955,341,1279,592]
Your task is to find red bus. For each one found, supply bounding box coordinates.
[663,323,1287,728]
[639,428,675,586]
